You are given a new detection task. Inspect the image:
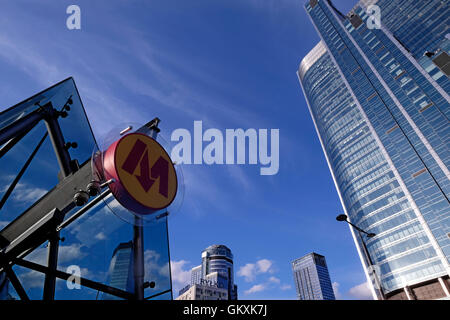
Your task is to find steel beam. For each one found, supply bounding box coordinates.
[14,258,134,300]
[0,109,43,146]
[4,266,29,301]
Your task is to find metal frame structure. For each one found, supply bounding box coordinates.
[0,91,170,300]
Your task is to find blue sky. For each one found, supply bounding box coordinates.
[0,0,373,299]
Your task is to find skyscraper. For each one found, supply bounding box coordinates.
[179,244,238,300]
[190,265,202,286]
[292,253,336,300]
[356,0,450,94]
[201,244,238,300]
[102,241,134,300]
[299,0,450,300]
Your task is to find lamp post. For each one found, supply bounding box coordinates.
[336,214,386,300]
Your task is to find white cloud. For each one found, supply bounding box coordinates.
[16,244,88,289]
[237,259,274,282]
[280,284,292,291]
[244,284,266,295]
[238,263,257,282]
[144,249,170,292]
[58,244,88,264]
[94,232,107,241]
[332,281,342,300]
[170,260,192,295]
[348,281,373,300]
[256,259,274,273]
[26,243,87,266]
[67,198,124,248]
[268,276,280,284]
[19,270,45,289]
[8,182,47,205]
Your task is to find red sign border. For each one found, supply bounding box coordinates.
[103,132,178,215]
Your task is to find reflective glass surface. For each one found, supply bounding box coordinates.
[302,0,449,294]
[0,78,97,226]
[292,253,335,300]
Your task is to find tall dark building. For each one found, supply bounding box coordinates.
[299,0,450,299]
[101,241,134,300]
[292,253,336,300]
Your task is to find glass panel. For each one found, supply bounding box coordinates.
[0,121,59,225]
[0,77,97,226]
[0,77,97,162]
[54,194,172,300]
[54,278,100,300]
[11,264,46,300]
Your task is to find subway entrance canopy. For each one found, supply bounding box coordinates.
[0,78,176,300]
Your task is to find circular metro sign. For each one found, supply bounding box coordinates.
[103,133,177,215]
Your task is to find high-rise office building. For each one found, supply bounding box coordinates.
[190,265,202,286]
[292,253,336,300]
[299,0,450,300]
[357,0,450,94]
[179,244,238,300]
[102,241,134,300]
[201,244,238,300]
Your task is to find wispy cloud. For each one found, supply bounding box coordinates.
[348,281,373,300]
[237,258,275,282]
[238,258,292,296]
[280,284,292,291]
[1,182,48,205]
[17,243,89,289]
[244,283,266,295]
[170,260,192,296]
[268,276,281,284]
[144,249,171,292]
[332,281,342,300]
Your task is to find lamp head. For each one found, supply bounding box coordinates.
[336,214,348,222]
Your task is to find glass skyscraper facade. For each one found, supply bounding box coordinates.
[357,0,450,99]
[292,253,335,300]
[102,241,134,300]
[299,0,450,299]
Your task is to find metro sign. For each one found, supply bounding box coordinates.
[103,133,177,215]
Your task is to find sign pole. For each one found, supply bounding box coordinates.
[133,216,145,300]
[133,120,160,300]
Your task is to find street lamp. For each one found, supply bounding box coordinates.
[336,214,385,300]
[336,214,376,238]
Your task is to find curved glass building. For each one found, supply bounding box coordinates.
[298,0,450,300]
[201,244,238,300]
